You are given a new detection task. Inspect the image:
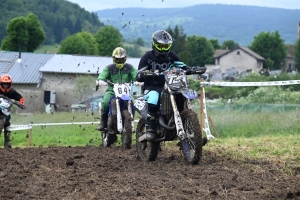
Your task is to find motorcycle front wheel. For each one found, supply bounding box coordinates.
[101,131,117,147]
[121,110,133,149]
[135,118,160,161]
[180,109,203,165]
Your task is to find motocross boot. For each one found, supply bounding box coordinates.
[145,103,159,142]
[4,127,12,148]
[97,110,109,131]
[146,115,157,141]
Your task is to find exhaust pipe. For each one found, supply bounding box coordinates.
[158,116,175,130]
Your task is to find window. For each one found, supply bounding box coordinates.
[237,51,240,55]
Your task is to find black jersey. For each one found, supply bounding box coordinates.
[0,88,23,101]
[138,50,181,92]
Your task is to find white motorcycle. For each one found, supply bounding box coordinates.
[134,66,207,164]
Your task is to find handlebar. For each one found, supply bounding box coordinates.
[96,81,143,91]
[0,95,26,109]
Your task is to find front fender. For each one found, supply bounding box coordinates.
[181,89,199,99]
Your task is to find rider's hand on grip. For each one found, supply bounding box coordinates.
[96,80,107,86]
[19,104,26,109]
[192,66,206,74]
[133,81,144,86]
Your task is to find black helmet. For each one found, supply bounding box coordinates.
[152,30,173,56]
[112,47,127,69]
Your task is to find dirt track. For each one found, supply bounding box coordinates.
[0,144,300,200]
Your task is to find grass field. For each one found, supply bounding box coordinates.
[35,44,61,54]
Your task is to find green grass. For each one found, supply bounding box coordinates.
[5,112,140,148]
[205,135,300,173]
[35,44,61,53]
[123,43,150,55]
[208,110,300,138]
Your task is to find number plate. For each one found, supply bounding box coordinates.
[113,83,131,98]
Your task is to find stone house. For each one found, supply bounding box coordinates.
[214,46,265,75]
[0,51,141,113]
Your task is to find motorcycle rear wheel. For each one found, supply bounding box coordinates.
[180,109,203,164]
[136,118,160,161]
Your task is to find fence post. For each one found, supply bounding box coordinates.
[260,103,262,113]
[228,99,231,112]
[200,85,204,132]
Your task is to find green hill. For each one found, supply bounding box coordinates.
[0,0,104,45]
[97,5,300,46]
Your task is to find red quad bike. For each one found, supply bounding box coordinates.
[134,66,207,164]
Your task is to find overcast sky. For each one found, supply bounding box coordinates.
[67,0,300,11]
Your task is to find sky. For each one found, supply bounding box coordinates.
[67,0,300,11]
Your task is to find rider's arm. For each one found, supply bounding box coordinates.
[136,53,150,82]
[130,66,138,82]
[7,88,24,104]
[97,66,109,81]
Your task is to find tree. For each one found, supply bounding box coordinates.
[166,25,188,55]
[126,45,142,57]
[74,75,95,102]
[94,26,123,56]
[249,31,287,70]
[134,37,145,47]
[295,38,300,71]
[186,35,214,67]
[1,13,45,52]
[221,40,239,50]
[209,39,221,50]
[77,31,98,55]
[58,30,98,55]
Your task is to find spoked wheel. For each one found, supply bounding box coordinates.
[180,109,203,164]
[101,131,117,147]
[121,110,133,149]
[136,118,160,161]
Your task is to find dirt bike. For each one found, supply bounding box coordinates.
[0,94,26,131]
[96,81,136,149]
[134,66,206,164]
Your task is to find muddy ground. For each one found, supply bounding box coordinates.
[0,144,300,200]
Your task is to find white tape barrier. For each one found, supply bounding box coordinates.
[10,120,140,131]
[201,80,300,87]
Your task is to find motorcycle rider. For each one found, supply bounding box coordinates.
[0,74,25,148]
[96,47,138,131]
[136,30,206,141]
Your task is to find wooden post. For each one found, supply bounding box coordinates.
[208,116,220,139]
[29,127,32,147]
[26,126,32,148]
[200,85,204,132]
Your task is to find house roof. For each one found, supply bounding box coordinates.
[0,51,55,84]
[214,46,265,61]
[214,50,229,57]
[39,54,140,74]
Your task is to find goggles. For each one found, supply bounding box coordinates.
[114,57,126,64]
[154,43,172,51]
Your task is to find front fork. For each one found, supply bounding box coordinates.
[116,99,134,133]
[116,98,123,132]
[168,88,186,140]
